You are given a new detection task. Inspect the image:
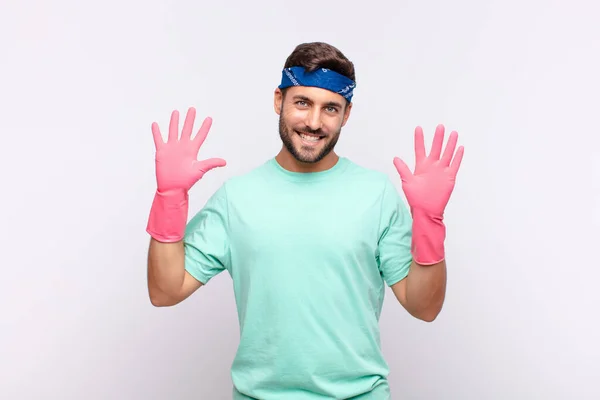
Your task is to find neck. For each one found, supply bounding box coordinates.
[275,148,339,173]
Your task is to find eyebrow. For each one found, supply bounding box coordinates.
[292,95,343,109]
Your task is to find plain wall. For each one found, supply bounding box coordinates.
[1,0,599,399]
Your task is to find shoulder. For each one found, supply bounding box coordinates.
[215,159,273,197]
[341,158,407,217]
[342,158,399,194]
[188,162,269,222]
[224,159,272,184]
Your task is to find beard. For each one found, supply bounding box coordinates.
[278,114,341,164]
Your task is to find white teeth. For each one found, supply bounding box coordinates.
[299,133,320,142]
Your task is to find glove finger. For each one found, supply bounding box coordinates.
[192,117,214,150]
[449,145,465,178]
[414,126,426,162]
[151,122,164,149]
[440,130,458,167]
[181,107,196,140]
[429,124,445,160]
[168,110,180,142]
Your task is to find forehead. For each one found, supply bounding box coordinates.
[284,86,345,106]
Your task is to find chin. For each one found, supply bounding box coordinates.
[291,141,331,164]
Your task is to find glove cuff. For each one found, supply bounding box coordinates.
[410,209,446,265]
[146,189,189,242]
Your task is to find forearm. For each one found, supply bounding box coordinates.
[147,238,186,297]
[147,261,179,306]
[405,208,448,320]
[404,259,447,321]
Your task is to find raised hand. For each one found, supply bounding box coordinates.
[147,107,226,243]
[392,124,464,265]
[152,107,226,194]
[393,124,464,218]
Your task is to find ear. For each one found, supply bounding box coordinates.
[341,102,353,127]
[274,88,283,115]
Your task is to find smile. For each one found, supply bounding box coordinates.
[296,131,325,145]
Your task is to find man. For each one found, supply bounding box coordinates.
[146,42,464,400]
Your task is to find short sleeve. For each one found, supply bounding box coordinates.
[376,178,413,287]
[183,183,231,285]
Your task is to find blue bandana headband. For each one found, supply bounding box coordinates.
[278,66,356,102]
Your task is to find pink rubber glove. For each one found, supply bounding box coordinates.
[146,107,226,242]
[393,124,464,265]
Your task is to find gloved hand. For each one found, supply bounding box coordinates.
[146,107,226,242]
[393,124,464,265]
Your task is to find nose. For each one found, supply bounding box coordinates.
[304,109,322,131]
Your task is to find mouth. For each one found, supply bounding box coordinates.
[296,131,325,145]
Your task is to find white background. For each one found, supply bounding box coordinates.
[1,0,599,399]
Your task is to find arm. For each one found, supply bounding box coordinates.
[145,107,226,307]
[391,205,448,322]
[147,239,203,307]
[391,259,446,322]
[391,124,464,321]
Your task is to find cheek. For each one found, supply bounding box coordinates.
[282,112,304,129]
[322,117,343,133]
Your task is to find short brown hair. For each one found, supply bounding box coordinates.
[283,42,356,83]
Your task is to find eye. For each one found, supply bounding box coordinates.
[326,106,338,113]
[296,101,308,107]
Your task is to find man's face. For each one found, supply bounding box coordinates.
[275,86,352,164]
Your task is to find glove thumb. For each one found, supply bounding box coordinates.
[193,158,227,179]
[393,157,413,183]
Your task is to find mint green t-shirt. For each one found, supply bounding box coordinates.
[183,157,413,400]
